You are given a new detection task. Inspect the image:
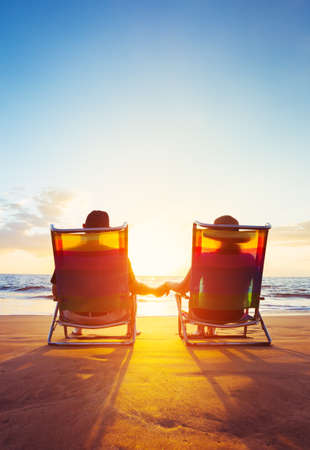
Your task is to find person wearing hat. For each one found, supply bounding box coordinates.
[51,210,169,336]
[165,215,256,335]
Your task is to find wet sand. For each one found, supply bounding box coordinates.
[0,315,310,449]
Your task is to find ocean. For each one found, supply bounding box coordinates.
[1,274,310,317]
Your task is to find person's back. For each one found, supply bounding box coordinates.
[190,247,256,323]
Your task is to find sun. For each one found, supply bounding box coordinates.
[128,223,190,277]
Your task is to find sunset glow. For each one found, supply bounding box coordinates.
[128,224,191,276]
[0,2,309,276]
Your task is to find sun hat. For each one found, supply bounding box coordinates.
[203,228,253,243]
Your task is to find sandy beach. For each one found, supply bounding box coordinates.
[1,315,310,449]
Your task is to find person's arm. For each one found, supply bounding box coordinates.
[166,269,191,295]
[52,283,57,300]
[134,282,167,296]
[51,270,58,300]
[128,260,169,297]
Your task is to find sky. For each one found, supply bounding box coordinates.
[0,0,310,276]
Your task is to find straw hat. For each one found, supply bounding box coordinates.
[203,229,253,243]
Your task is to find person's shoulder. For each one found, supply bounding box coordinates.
[51,270,56,284]
[241,252,255,261]
[238,252,256,267]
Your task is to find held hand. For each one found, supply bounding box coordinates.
[165,281,179,292]
[165,281,187,295]
[154,283,170,297]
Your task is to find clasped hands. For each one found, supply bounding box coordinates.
[151,281,181,298]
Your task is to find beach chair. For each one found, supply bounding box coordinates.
[48,223,137,346]
[176,221,272,346]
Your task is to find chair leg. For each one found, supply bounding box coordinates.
[176,295,189,343]
[180,316,189,344]
[126,295,137,342]
[259,312,272,344]
[127,318,135,339]
[178,315,183,338]
[131,317,136,343]
[207,327,216,337]
[126,322,131,338]
[131,295,137,342]
[64,326,68,339]
[243,326,247,337]
[48,304,59,345]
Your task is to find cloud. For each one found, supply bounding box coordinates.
[35,190,74,221]
[0,189,74,255]
[270,220,310,247]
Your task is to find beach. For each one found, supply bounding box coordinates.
[1,315,310,449]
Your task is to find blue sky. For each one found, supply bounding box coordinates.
[0,1,310,275]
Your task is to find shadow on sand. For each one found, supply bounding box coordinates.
[0,343,132,449]
[184,344,310,449]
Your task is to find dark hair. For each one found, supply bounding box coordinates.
[84,210,109,228]
[214,215,239,226]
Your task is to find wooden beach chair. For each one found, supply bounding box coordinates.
[176,221,272,346]
[48,223,137,346]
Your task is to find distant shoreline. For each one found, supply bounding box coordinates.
[0,273,310,278]
[1,275,310,316]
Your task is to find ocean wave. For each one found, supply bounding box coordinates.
[262,303,310,311]
[268,293,310,299]
[1,294,54,300]
[0,285,14,291]
[14,285,48,292]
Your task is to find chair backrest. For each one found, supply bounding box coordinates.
[190,221,271,312]
[51,223,129,312]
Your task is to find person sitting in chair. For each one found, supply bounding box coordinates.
[51,210,168,336]
[165,215,256,335]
